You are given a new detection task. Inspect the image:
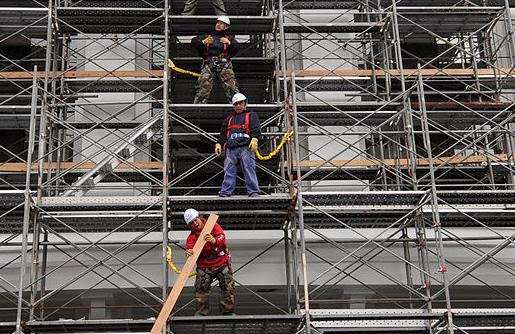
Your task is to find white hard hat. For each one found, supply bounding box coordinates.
[232,93,247,104]
[183,208,199,225]
[217,15,230,25]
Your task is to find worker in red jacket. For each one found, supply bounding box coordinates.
[183,208,235,316]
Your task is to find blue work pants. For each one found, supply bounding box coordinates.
[219,146,259,196]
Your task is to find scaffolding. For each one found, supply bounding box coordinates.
[0,0,514,333]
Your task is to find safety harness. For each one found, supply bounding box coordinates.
[223,112,294,161]
[204,34,230,60]
[226,112,251,140]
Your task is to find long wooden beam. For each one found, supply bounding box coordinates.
[150,213,218,334]
[413,101,513,110]
[0,161,163,172]
[0,70,164,80]
[289,154,509,169]
[0,154,508,173]
[275,67,515,78]
[2,67,514,80]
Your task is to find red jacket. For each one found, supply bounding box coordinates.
[186,221,230,268]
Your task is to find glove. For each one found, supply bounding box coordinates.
[204,234,216,244]
[202,35,214,45]
[220,37,231,45]
[249,138,258,153]
[215,143,222,156]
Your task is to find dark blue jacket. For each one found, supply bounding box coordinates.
[218,110,261,148]
[191,30,239,59]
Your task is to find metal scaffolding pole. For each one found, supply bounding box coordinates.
[162,0,171,305]
[291,73,312,333]
[15,67,39,334]
[417,65,455,334]
[390,0,417,189]
[504,0,515,67]
[37,0,54,201]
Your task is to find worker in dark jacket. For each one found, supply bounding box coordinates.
[215,93,261,197]
[190,16,240,104]
[184,208,235,316]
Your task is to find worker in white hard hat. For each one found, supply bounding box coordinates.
[191,16,240,104]
[215,93,261,197]
[183,208,235,316]
[182,0,226,16]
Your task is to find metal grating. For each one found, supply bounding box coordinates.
[24,315,303,334]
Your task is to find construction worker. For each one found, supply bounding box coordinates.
[183,208,235,316]
[182,0,226,16]
[215,93,261,197]
[191,16,239,104]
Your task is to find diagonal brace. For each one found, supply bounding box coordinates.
[62,112,163,196]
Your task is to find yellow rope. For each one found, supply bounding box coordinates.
[256,130,294,161]
[166,59,201,78]
[166,246,196,277]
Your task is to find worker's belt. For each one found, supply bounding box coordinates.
[229,132,250,140]
[205,57,231,71]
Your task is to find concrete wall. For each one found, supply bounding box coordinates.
[1,228,514,293]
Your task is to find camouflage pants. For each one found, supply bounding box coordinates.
[193,62,239,104]
[182,0,226,16]
[194,264,235,316]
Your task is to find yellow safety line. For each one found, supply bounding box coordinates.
[256,130,294,161]
[166,246,196,278]
[166,59,201,77]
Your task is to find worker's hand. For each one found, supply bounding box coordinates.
[220,37,231,45]
[204,234,216,244]
[202,35,214,45]
[249,138,258,153]
[215,143,222,157]
[185,249,194,257]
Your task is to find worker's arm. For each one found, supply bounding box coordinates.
[250,112,262,140]
[216,116,229,155]
[214,233,226,249]
[227,36,240,58]
[211,223,227,249]
[218,116,229,146]
[191,35,207,56]
[185,234,196,255]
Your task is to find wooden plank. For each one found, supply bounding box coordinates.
[3,67,513,81]
[413,101,513,110]
[275,68,515,78]
[289,154,509,168]
[0,70,164,80]
[0,154,508,173]
[150,213,218,334]
[0,161,163,172]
